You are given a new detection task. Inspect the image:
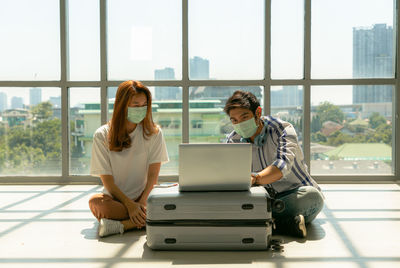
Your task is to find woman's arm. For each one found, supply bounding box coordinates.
[137,162,161,206]
[100,174,146,226]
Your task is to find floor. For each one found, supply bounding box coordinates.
[0,184,399,268]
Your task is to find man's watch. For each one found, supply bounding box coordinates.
[251,172,261,185]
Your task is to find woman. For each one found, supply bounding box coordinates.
[89,80,169,237]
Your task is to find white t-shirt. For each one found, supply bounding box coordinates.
[90,123,169,200]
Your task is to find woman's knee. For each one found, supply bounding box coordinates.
[88,194,109,220]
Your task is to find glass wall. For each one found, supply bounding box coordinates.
[0,0,397,180]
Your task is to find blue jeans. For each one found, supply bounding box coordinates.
[272,186,324,223]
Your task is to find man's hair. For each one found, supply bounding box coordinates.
[224,90,260,115]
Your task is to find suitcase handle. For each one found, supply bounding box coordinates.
[242,238,254,244]
[241,204,254,210]
[164,238,177,244]
[164,204,177,210]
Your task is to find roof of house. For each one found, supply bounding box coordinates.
[323,143,391,160]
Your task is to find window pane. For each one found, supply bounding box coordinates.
[312,0,395,79]
[0,87,61,175]
[107,0,182,80]
[310,85,393,175]
[108,86,182,175]
[189,86,263,143]
[70,88,100,175]
[271,86,303,143]
[189,0,264,80]
[68,0,100,81]
[271,0,304,79]
[0,0,60,80]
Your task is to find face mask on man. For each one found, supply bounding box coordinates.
[127,106,147,124]
[232,116,259,138]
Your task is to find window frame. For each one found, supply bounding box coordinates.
[0,0,398,183]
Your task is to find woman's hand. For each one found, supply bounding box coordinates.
[125,200,146,227]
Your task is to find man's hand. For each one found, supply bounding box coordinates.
[251,173,260,186]
[125,200,146,227]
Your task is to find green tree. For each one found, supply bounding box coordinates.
[369,112,387,129]
[316,101,345,124]
[326,131,353,147]
[311,114,322,133]
[311,131,327,143]
[31,101,53,121]
[365,124,392,144]
[0,118,61,172]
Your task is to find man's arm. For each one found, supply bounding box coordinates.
[251,165,283,185]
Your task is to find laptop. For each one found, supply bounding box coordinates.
[179,143,252,191]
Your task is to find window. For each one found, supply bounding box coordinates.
[0,0,398,181]
[0,88,61,175]
[69,88,100,175]
[189,0,264,80]
[0,0,60,80]
[311,0,395,79]
[311,85,393,175]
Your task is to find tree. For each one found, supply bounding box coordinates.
[31,101,53,121]
[365,124,392,144]
[311,131,327,143]
[369,112,387,129]
[326,131,353,147]
[316,101,345,124]
[311,114,322,133]
[0,118,61,172]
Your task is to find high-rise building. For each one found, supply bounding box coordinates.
[108,87,118,100]
[271,86,303,107]
[49,96,61,108]
[190,56,209,79]
[154,67,180,100]
[353,24,393,103]
[11,96,23,109]
[0,92,7,112]
[30,87,42,106]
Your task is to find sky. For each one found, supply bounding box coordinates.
[0,0,395,108]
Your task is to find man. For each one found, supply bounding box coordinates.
[224,90,324,238]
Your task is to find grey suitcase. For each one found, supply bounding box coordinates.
[146,185,273,250]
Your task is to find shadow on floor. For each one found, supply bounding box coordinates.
[79,218,326,266]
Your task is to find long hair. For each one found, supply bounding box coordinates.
[108,80,158,152]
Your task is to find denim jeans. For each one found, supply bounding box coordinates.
[272,186,324,223]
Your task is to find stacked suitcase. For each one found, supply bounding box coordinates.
[146,185,273,250]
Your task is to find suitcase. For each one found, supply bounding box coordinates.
[146,185,273,250]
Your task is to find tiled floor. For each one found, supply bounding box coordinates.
[0,184,399,268]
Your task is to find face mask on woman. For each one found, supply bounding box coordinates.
[127,106,147,124]
[232,116,259,138]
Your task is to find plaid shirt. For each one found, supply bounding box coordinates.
[227,116,321,194]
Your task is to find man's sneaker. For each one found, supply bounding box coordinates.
[274,214,307,238]
[293,214,307,238]
[98,218,124,237]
